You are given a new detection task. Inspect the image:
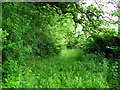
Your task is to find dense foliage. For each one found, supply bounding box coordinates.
[2,2,119,88]
[86,30,120,58]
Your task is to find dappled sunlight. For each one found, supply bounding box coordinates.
[2,2,119,88]
[10,49,110,88]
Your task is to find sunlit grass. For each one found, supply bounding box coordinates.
[2,49,117,88]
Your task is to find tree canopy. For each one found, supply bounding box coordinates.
[2,1,120,88]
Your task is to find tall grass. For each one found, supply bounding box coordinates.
[2,49,118,88]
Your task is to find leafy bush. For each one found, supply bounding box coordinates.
[107,59,119,88]
[2,2,63,88]
[2,58,39,88]
[86,33,120,59]
[2,2,64,61]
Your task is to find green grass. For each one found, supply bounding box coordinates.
[2,49,119,88]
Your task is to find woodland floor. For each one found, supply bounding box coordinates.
[3,49,118,88]
[23,49,111,88]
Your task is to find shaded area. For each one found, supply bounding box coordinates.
[2,2,119,88]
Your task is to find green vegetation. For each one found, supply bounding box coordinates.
[2,2,119,88]
[2,49,118,88]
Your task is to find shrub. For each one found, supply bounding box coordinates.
[86,34,120,59]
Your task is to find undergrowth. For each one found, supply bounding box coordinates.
[2,49,119,88]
